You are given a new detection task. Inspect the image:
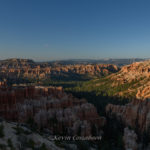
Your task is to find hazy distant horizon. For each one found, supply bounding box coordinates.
[0,57,148,62]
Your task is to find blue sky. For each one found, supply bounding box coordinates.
[0,0,150,61]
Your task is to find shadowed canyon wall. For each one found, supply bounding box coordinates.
[0,84,105,136]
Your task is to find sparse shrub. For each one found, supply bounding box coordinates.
[0,144,7,150]
[13,125,24,135]
[13,125,31,135]
[0,124,4,138]
[39,143,48,150]
[7,138,15,150]
[26,117,38,132]
[54,141,65,148]
[27,139,35,149]
[76,141,89,150]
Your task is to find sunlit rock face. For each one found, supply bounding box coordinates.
[105,60,150,99]
[106,99,150,133]
[0,85,105,136]
[0,59,119,81]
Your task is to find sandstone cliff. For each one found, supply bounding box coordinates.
[91,60,150,99]
[0,85,105,137]
[106,99,150,133]
[0,59,119,82]
[105,99,150,149]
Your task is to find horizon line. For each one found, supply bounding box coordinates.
[0,57,148,62]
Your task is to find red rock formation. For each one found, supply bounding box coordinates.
[0,85,105,136]
[0,59,119,81]
[93,60,150,99]
[106,99,150,133]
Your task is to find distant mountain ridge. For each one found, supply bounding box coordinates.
[47,58,146,66]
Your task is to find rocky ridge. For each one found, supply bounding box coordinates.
[100,60,150,99]
[0,59,119,81]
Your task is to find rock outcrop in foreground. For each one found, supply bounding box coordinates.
[0,121,64,150]
[106,99,150,133]
[0,85,105,137]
